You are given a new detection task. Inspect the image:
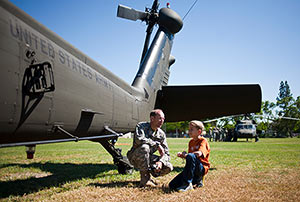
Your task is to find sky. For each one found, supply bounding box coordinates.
[9,0,300,103]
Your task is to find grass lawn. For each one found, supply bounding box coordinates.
[0,138,300,201]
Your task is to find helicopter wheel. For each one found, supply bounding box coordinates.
[117,163,133,174]
[115,156,133,174]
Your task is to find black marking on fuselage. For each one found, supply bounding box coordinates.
[15,62,55,132]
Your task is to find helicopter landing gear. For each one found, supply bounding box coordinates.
[99,138,133,174]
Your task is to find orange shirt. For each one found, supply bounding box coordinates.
[188,136,211,175]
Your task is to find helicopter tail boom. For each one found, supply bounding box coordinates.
[155,84,262,122]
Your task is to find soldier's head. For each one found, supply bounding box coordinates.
[150,109,165,131]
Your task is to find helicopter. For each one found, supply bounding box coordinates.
[233,119,258,142]
[0,0,261,173]
[204,114,300,142]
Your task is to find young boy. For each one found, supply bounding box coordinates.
[169,120,210,192]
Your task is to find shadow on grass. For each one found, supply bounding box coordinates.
[0,162,116,198]
[90,181,165,192]
[88,166,218,194]
[90,181,139,188]
[172,166,217,173]
[90,165,218,191]
[89,167,188,192]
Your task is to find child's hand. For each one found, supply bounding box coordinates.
[177,151,187,158]
[194,151,202,158]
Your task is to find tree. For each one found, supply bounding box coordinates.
[293,96,300,133]
[273,81,297,136]
[262,100,276,118]
[256,101,276,135]
[276,81,293,116]
[165,121,189,137]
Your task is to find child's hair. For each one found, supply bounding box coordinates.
[190,120,205,132]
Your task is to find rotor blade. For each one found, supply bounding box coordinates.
[203,115,240,123]
[117,5,148,21]
[151,0,159,12]
[203,117,223,123]
[254,115,300,121]
[278,116,300,121]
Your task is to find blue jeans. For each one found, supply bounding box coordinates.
[169,153,204,190]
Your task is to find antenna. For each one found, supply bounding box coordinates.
[183,0,198,21]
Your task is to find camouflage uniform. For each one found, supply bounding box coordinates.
[127,122,173,177]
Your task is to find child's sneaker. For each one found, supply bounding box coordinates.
[177,183,193,192]
[194,175,205,188]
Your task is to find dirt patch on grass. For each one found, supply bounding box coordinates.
[19,168,299,202]
[115,143,130,146]
[203,168,300,202]
[0,172,51,182]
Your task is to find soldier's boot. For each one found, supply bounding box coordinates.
[139,171,156,187]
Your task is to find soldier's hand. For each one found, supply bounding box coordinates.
[158,145,165,157]
[155,161,163,172]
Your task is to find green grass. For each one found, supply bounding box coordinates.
[209,138,300,169]
[0,138,300,201]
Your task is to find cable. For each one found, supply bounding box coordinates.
[182,0,199,21]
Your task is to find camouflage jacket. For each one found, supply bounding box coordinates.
[131,122,170,165]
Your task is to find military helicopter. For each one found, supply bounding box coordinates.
[0,0,261,173]
[233,119,258,142]
[233,114,300,141]
[204,114,300,142]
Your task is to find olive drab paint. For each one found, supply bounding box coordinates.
[0,0,261,174]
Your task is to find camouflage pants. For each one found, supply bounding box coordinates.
[127,144,173,177]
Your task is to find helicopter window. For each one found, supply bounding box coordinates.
[237,125,254,130]
[237,125,244,130]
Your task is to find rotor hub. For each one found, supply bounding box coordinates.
[158,8,183,34]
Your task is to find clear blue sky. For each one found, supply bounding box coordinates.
[9,0,300,103]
